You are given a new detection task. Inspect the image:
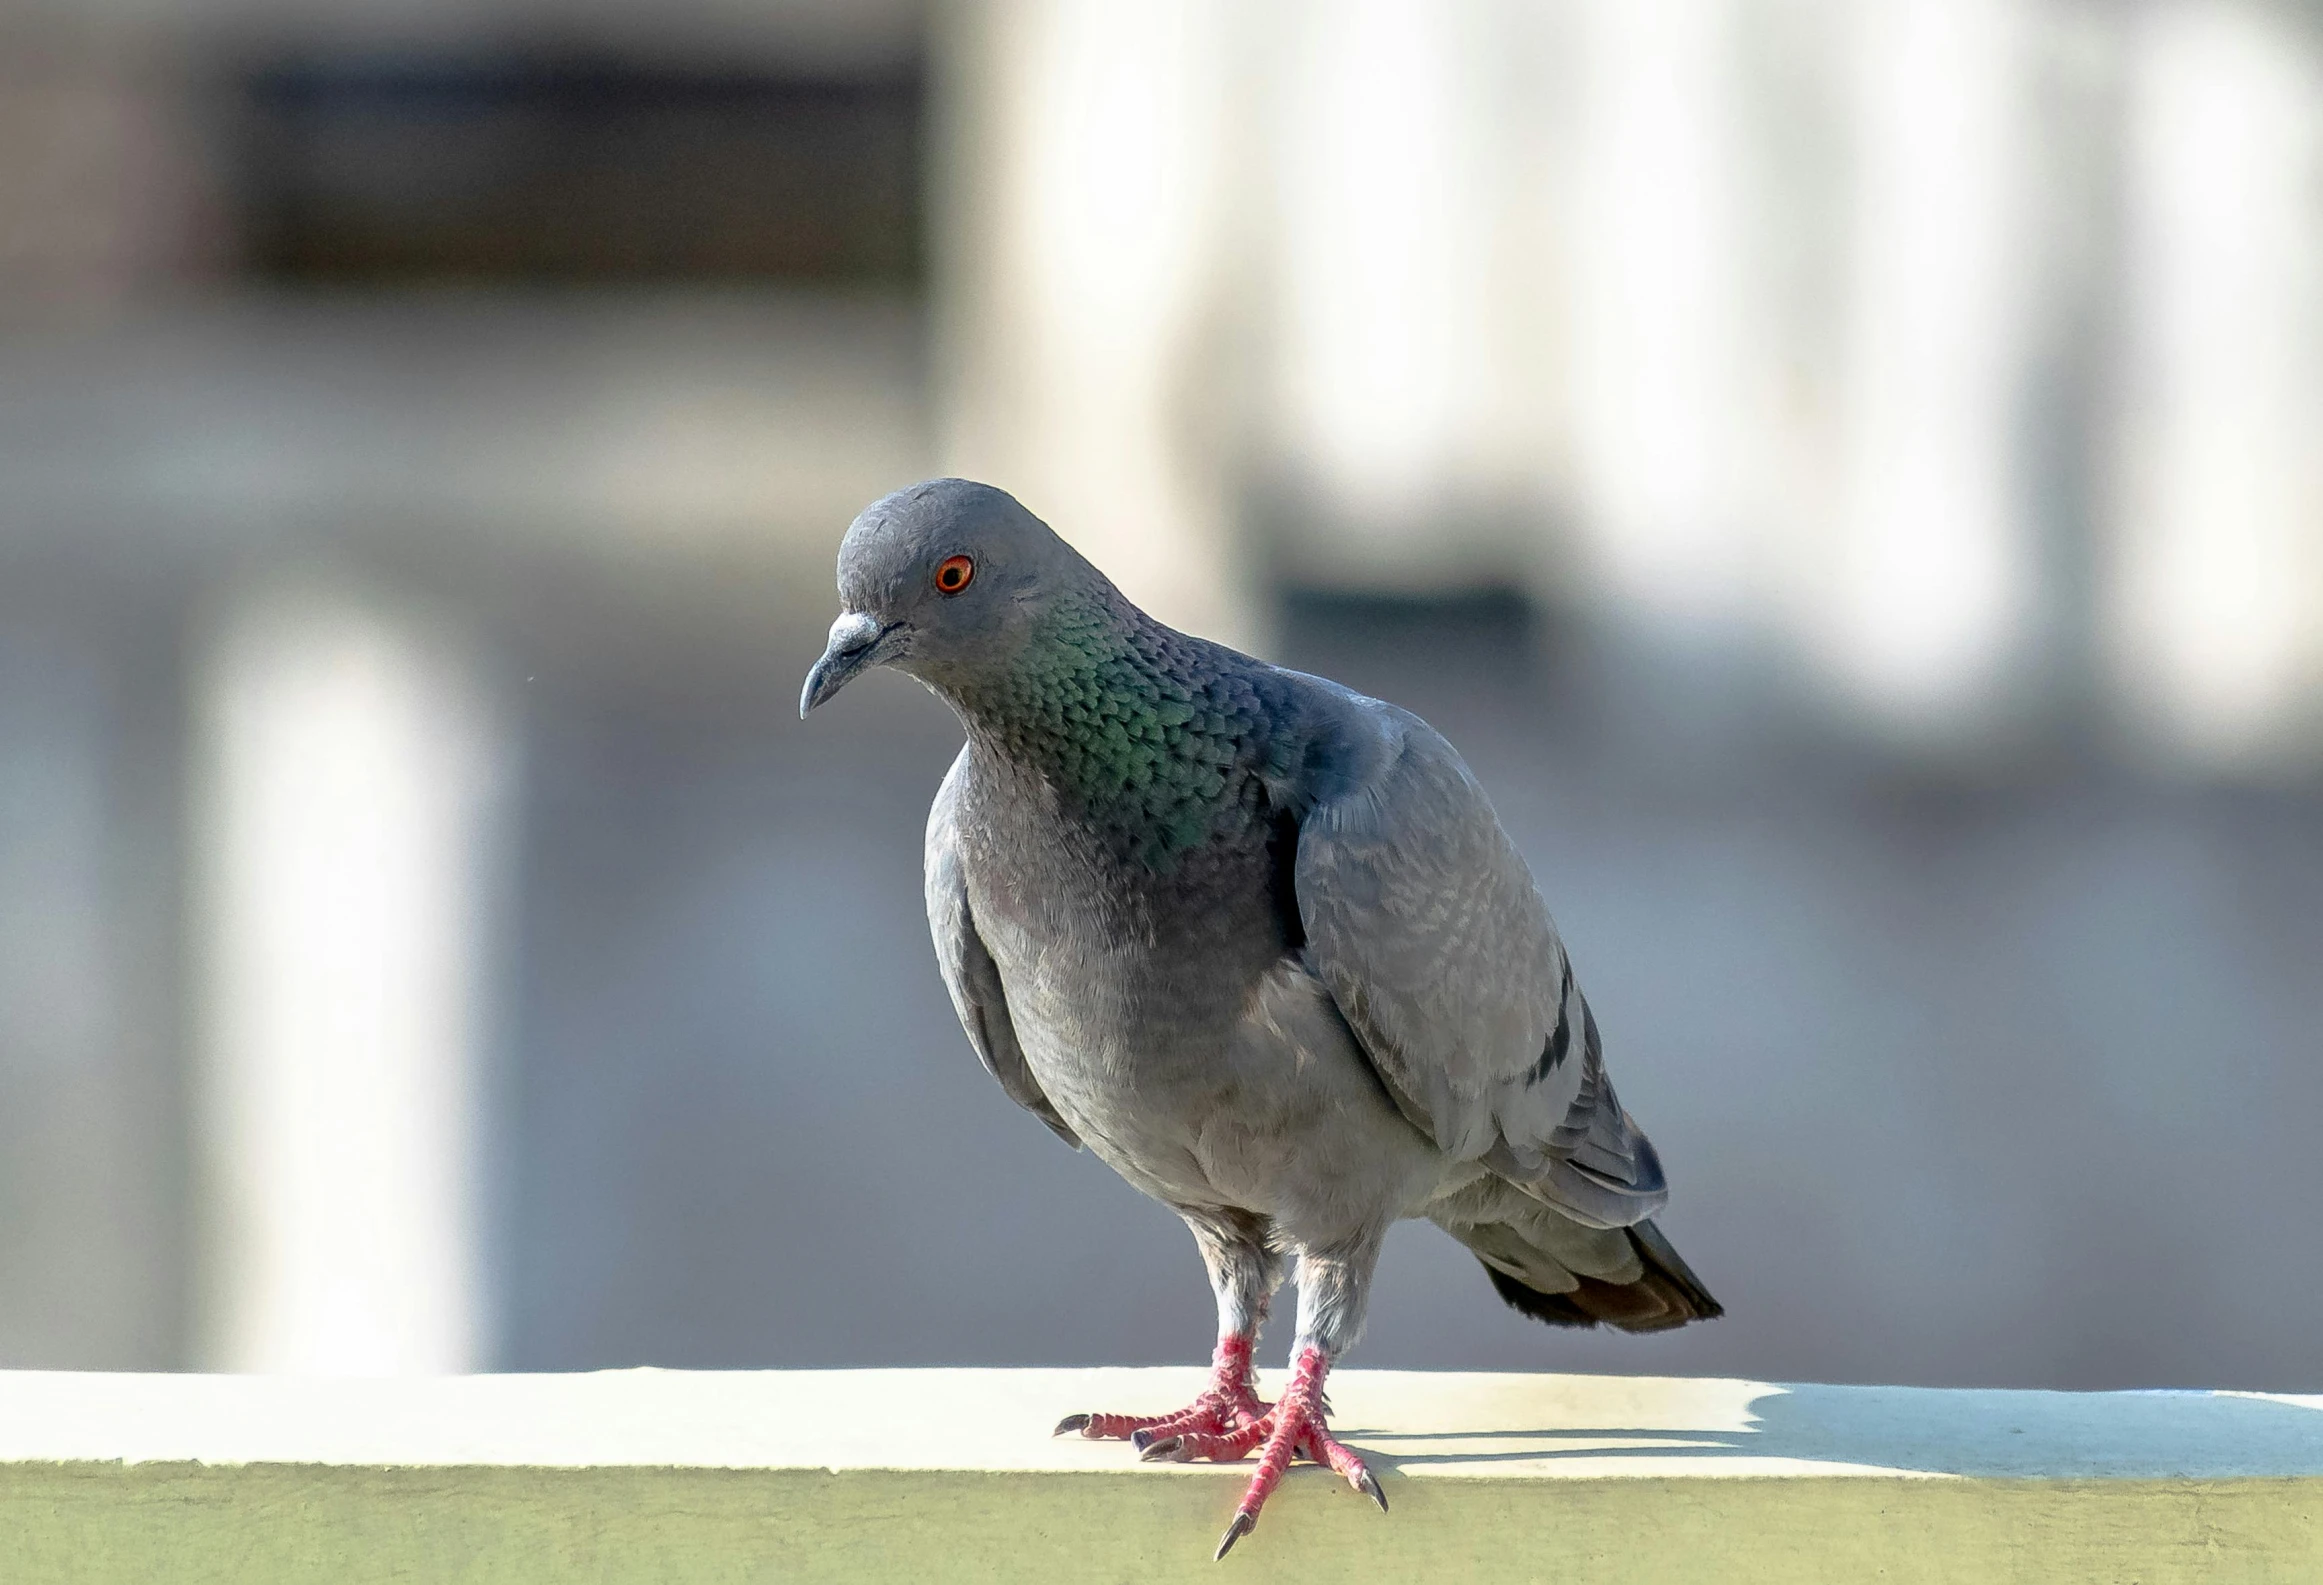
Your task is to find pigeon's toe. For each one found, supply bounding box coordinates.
[1058,1391,1266,1449]
[1146,1423,1266,1462]
[1056,1409,1165,1441]
[1211,1345,1383,1558]
[1057,1338,1267,1449]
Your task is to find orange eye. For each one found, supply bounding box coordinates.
[934,554,976,595]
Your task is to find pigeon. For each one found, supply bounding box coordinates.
[801,479,1720,1558]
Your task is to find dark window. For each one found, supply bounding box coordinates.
[235,55,922,285]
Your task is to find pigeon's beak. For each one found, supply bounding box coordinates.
[800,612,903,717]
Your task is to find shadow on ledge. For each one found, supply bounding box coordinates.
[1351,1383,2323,1480]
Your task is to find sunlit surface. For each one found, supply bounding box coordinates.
[192,588,504,1374]
[2109,2,2323,770]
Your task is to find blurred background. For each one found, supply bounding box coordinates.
[2,0,2320,1392]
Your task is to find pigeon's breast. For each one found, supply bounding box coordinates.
[962,776,1285,1056]
[986,898,1445,1231]
[959,761,1278,1102]
[956,761,1444,1227]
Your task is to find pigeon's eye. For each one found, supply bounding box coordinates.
[934,554,976,595]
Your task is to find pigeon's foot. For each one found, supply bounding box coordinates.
[1137,1344,1382,1558]
[1052,1335,1267,1445]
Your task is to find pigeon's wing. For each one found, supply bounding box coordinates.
[926,749,1081,1148]
[1289,694,1664,1228]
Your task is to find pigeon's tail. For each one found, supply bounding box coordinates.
[1477,1218,1723,1333]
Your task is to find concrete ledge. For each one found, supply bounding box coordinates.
[4,1368,2320,1581]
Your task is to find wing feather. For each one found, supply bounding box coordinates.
[925,750,1080,1148]
[1289,694,1664,1228]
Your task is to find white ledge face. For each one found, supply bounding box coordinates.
[2,1368,2320,1482]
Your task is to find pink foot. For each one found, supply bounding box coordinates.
[1137,1344,1386,1558]
[1052,1336,1268,1446]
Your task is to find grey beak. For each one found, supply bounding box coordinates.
[800,612,901,717]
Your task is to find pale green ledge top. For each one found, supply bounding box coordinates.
[2,1366,2320,1481]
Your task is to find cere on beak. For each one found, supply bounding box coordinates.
[800,611,897,718]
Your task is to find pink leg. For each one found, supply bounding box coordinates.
[1139,1344,1385,1558]
[1052,1335,1267,1444]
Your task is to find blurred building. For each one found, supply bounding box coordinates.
[1,0,2320,1388]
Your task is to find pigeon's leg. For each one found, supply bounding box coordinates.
[1053,1213,1281,1444]
[1141,1237,1388,1558]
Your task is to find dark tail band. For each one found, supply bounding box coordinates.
[1481,1217,1723,1333]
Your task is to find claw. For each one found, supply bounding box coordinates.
[1053,1414,1091,1437]
[1130,1428,1155,1452]
[1358,1470,1388,1512]
[1139,1435,1187,1462]
[1214,1512,1256,1561]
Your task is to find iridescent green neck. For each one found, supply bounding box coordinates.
[957,587,1261,862]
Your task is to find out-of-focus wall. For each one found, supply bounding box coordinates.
[0,0,2319,1389]
[0,0,938,1371]
[939,0,2323,771]
[0,30,231,308]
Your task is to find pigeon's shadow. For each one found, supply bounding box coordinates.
[1347,1427,1746,1472]
[1333,1384,2323,1481]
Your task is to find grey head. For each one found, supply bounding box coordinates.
[799,478,1098,718]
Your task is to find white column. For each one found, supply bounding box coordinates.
[935,0,1255,646]
[190,583,507,1374]
[1807,0,2040,736]
[2105,2,2323,771]
[1563,0,1767,631]
[1262,0,1515,588]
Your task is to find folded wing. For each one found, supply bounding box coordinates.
[925,749,1080,1148]
[1289,695,1665,1229]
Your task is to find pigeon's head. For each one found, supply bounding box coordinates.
[800,478,1091,717]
